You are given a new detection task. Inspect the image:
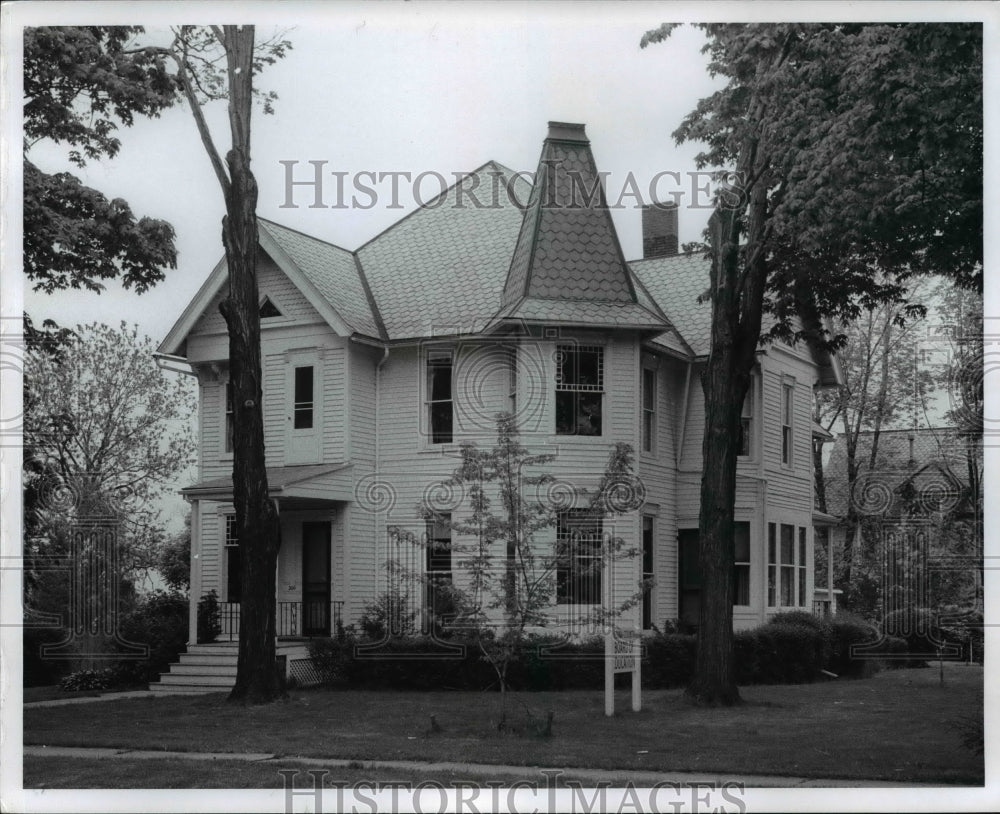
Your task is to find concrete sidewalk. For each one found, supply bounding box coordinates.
[24,689,209,707]
[22,745,936,788]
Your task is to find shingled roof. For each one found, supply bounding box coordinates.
[164,123,831,363]
[260,219,384,338]
[629,252,711,356]
[357,162,532,339]
[823,427,975,518]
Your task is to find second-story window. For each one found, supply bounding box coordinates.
[641,367,656,453]
[781,381,794,465]
[224,381,234,453]
[294,366,314,429]
[427,350,453,444]
[555,345,603,436]
[738,379,754,458]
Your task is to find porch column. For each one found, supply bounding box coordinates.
[188,499,202,644]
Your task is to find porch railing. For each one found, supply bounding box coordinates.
[216,601,344,641]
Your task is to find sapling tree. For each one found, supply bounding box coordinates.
[389,413,647,728]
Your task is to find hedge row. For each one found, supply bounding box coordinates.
[882,607,983,664]
[307,612,905,691]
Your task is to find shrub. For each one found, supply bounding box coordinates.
[116,590,189,684]
[359,591,417,640]
[735,619,827,684]
[939,606,984,663]
[197,590,221,643]
[308,636,357,687]
[59,668,117,692]
[23,627,72,688]
[828,613,882,677]
[880,607,976,663]
[309,633,616,691]
[643,632,696,688]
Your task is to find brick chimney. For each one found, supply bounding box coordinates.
[642,201,679,258]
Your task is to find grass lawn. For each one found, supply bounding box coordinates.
[23,664,983,785]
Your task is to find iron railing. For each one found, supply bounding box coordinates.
[216,601,344,641]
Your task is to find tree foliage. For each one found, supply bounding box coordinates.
[24,322,196,573]
[158,513,192,594]
[642,23,982,704]
[23,27,180,294]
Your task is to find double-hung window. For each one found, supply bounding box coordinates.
[555,345,603,436]
[781,381,794,466]
[768,522,807,607]
[733,522,751,606]
[224,381,235,453]
[293,366,314,429]
[556,510,602,604]
[642,515,655,628]
[425,514,453,621]
[427,350,454,444]
[738,379,754,458]
[641,367,656,453]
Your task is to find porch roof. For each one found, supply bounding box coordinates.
[180,463,354,502]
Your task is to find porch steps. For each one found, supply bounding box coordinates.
[151,642,311,695]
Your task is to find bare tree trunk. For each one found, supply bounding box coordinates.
[211,26,283,705]
[686,177,766,706]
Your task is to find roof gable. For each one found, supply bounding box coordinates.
[158,220,380,357]
[823,428,973,517]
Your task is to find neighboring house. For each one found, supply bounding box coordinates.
[157,121,842,658]
[822,427,982,617]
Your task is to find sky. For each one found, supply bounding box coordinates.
[18,5,725,343]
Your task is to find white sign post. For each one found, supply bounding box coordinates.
[604,537,641,717]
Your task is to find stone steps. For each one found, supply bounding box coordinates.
[150,641,313,694]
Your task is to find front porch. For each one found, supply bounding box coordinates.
[181,463,357,646]
[213,600,345,641]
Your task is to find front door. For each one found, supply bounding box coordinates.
[301,521,331,636]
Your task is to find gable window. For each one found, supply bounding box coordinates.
[556,510,602,604]
[294,366,314,429]
[781,382,794,465]
[555,345,603,436]
[259,297,282,319]
[224,381,235,453]
[738,379,754,458]
[225,514,241,603]
[768,522,807,607]
[641,367,656,453]
[425,514,453,623]
[427,350,454,444]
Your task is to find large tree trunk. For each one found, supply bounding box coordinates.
[213,26,283,705]
[686,181,765,705]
